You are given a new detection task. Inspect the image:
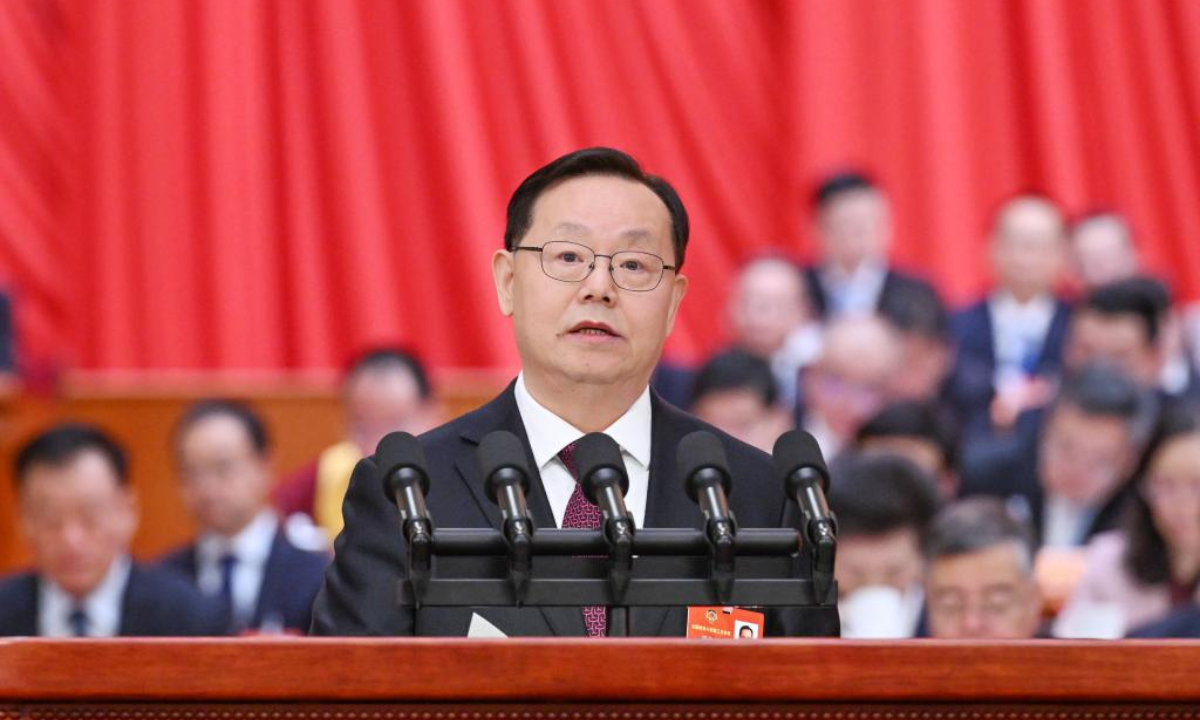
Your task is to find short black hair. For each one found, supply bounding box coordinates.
[1082,276,1172,344]
[924,497,1036,569]
[812,170,877,209]
[1053,363,1155,445]
[877,282,950,342]
[856,401,959,471]
[14,422,129,488]
[827,452,941,538]
[503,147,690,270]
[345,346,432,400]
[690,348,779,409]
[174,399,271,456]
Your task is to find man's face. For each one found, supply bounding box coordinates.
[691,388,793,453]
[19,451,137,599]
[1065,311,1161,387]
[926,543,1042,639]
[493,175,687,396]
[176,414,272,537]
[1039,404,1134,506]
[804,318,899,441]
[1072,217,1137,290]
[836,527,924,597]
[990,199,1065,301]
[728,259,810,357]
[345,368,437,455]
[816,188,889,273]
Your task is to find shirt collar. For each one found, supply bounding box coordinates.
[990,291,1055,319]
[513,372,652,471]
[197,509,278,566]
[40,554,132,635]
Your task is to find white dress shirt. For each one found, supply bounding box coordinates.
[195,509,278,624]
[513,372,651,528]
[1042,494,1096,548]
[821,258,888,317]
[988,291,1056,389]
[38,555,131,637]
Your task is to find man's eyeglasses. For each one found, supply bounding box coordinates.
[514,240,676,292]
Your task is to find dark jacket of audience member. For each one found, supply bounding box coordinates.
[159,528,328,633]
[0,563,227,637]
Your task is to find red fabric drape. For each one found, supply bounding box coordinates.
[1,0,1198,373]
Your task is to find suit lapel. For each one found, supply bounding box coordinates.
[252,530,288,628]
[450,383,575,636]
[633,394,704,637]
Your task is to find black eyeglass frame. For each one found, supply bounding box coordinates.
[513,241,678,292]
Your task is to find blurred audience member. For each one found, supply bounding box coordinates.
[0,424,225,637]
[828,452,941,638]
[689,349,793,453]
[877,282,953,405]
[950,193,1071,434]
[800,315,900,459]
[275,347,438,538]
[970,364,1154,549]
[924,497,1043,639]
[162,400,329,634]
[1055,412,1200,638]
[856,401,960,499]
[1070,211,1139,291]
[726,255,821,407]
[803,171,939,320]
[1065,276,1199,400]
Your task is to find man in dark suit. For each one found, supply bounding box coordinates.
[0,423,226,637]
[312,147,839,638]
[949,193,1072,438]
[802,171,941,322]
[161,400,329,634]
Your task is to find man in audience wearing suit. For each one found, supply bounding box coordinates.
[161,400,329,634]
[0,423,226,637]
[312,147,839,638]
[949,193,1072,437]
[802,171,940,321]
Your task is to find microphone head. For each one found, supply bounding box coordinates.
[572,432,630,503]
[376,431,431,497]
[477,430,533,503]
[676,430,732,502]
[772,429,830,492]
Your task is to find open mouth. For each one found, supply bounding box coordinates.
[568,322,620,338]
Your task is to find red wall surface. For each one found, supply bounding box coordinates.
[1,0,1198,374]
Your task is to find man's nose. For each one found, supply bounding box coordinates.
[579,256,617,302]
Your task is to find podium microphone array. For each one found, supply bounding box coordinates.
[378,426,839,607]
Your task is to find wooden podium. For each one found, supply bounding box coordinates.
[2,639,1200,719]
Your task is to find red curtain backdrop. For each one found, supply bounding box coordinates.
[1,0,1198,374]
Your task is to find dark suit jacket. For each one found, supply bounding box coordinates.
[802,264,938,320]
[948,297,1071,436]
[0,563,227,636]
[1128,603,1200,638]
[311,383,839,638]
[160,526,330,633]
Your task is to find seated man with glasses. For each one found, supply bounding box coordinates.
[312,147,839,638]
[924,497,1044,639]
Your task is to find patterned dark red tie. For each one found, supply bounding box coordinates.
[557,441,607,638]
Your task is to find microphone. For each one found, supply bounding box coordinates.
[772,430,836,547]
[476,431,535,543]
[676,431,737,545]
[572,432,635,542]
[376,432,434,548]
[773,430,837,602]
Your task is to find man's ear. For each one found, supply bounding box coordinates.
[663,273,689,336]
[492,249,515,317]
